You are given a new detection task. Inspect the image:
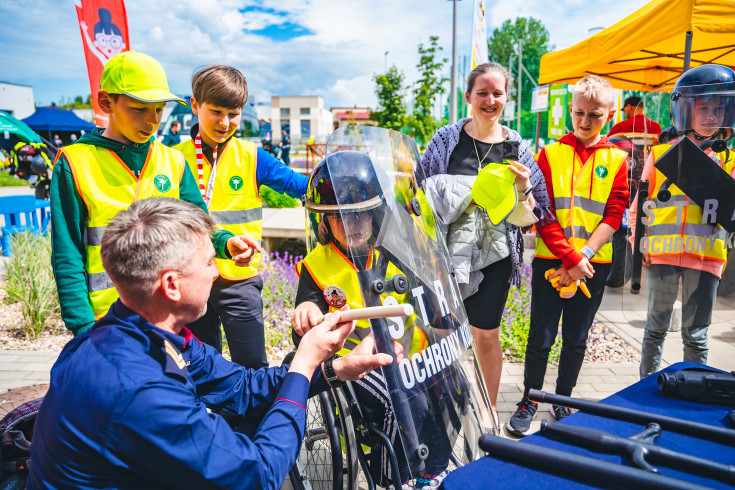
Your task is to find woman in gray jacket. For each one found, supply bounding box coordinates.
[420,62,553,412]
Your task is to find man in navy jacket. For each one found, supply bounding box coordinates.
[28,198,395,489]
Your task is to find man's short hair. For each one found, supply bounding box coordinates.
[624,96,642,108]
[574,75,615,108]
[101,198,216,305]
[191,65,248,109]
[170,120,181,128]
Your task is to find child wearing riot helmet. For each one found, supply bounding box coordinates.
[174,65,308,369]
[630,64,735,379]
[507,75,629,436]
[292,151,453,489]
[50,52,257,336]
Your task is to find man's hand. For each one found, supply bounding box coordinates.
[292,301,323,337]
[642,252,650,268]
[288,306,356,379]
[226,235,261,267]
[332,335,400,381]
[567,257,595,282]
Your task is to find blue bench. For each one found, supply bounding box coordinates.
[0,195,49,256]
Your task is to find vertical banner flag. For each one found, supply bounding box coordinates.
[73,0,130,127]
[548,84,568,140]
[469,0,489,117]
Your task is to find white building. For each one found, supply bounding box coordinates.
[271,96,333,143]
[0,82,35,119]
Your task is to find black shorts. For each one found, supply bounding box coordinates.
[463,256,512,330]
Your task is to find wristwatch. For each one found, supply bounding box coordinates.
[519,185,533,196]
[323,355,343,387]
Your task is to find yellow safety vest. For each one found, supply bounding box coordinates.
[176,138,263,280]
[63,141,184,319]
[297,243,425,357]
[535,141,627,263]
[646,143,734,263]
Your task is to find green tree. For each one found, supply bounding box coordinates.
[408,35,448,148]
[487,17,553,138]
[371,66,408,131]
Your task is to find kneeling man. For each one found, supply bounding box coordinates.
[28,198,394,489]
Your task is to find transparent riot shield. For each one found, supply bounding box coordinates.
[606,97,661,288]
[625,84,735,372]
[318,125,497,480]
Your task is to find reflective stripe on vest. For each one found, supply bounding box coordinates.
[176,138,263,280]
[297,243,419,357]
[646,143,734,262]
[64,141,184,319]
[535,141,627,263]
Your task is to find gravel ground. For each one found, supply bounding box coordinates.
[584,322,640,363]
[0,284,71,351]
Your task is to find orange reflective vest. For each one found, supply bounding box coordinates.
[62,141,184,319]
[297,243,424,357]
[176,138,263,280]
[535,141,627,263]
[645,143,734,262]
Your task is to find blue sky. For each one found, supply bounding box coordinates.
[0,0,651,109]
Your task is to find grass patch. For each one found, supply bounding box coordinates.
[5,232,59,339]
[0,172,29,187]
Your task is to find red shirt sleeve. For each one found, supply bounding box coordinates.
[535,147,585,269]
[600,155,630,230]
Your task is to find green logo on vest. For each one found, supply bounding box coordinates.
[154,174,172,193]
[229,176,244,191]
[594,165,608,179]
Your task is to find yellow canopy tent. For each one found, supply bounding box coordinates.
[539,0,735,90]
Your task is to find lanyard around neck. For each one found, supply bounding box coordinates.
[194,132,218,205]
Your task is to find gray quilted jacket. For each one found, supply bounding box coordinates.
[424,174,510,299]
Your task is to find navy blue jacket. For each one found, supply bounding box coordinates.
[28,300,327,489]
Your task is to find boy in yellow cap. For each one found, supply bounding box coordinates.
[174,65,308,369]
[51,51,257,336]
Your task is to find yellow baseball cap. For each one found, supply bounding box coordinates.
[100,51,187,106]
[471,163,518,225]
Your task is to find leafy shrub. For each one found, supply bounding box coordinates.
[499,262,562,363]
[5,232,59,338]
[260,185,300,208]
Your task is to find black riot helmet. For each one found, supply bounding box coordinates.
[671,64,735,140]
[305,151,384,213]
[30,155,47,175]
[304,151,385,247]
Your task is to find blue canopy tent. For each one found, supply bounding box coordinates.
[22,107,95,144]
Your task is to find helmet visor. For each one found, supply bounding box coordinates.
[672,81,735,133]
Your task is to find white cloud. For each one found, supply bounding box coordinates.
[0,0,651,109]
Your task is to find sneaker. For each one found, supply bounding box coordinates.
[549,404,573,421]
[420,470,449,489]
[505,396,538,436]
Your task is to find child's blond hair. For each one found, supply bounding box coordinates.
[573,75,615,108]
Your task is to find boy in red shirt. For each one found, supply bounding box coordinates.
[507,75,629,436]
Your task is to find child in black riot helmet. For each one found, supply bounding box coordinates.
[292,151,454,489]
[630,64,735,379]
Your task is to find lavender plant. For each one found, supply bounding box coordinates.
[261,251,301,358]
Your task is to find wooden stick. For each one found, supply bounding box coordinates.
[319,304,414,324]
